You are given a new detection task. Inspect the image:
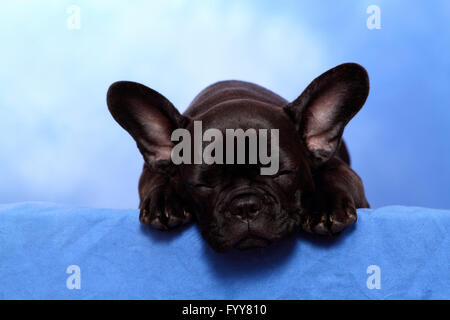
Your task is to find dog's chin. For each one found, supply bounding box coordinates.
[206,234,272,252]
[233,235,271,250]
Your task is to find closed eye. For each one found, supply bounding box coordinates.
[276,166,298,176]
[187,181,215,189]
[277,170,293,176]
[194,183,214,189]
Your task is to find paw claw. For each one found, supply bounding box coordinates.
[166,214,184,228]
[313,221,329,235]
[329,219,346,233]
[150,217,168,230]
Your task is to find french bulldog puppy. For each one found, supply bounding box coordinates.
[107,63,370,252]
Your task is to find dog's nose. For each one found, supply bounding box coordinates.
[230,195,262,221]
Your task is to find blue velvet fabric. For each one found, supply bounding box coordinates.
[0,202,448,299]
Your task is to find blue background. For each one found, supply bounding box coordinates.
[0,1,449,210]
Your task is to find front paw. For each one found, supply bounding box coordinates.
[139,184,192,230]
[302,194,357,235]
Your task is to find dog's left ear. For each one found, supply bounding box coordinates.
[285,63,369,167]
[107,81,189,169]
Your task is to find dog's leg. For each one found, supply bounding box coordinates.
[302,157,369,235]
[138,165,193,230]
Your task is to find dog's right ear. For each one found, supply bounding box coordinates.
[284,63,369,167]
[107,81,189,167]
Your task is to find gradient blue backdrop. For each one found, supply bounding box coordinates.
[0,1,449,209]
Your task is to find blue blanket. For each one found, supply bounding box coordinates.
[0,202,448,299]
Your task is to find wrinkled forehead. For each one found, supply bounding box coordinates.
[186,101,300,145]
[180,102,308,170]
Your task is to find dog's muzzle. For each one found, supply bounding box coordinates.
[214,186,281,249]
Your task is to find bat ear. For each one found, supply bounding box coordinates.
[284,63,369,166]
[107,81,190,167]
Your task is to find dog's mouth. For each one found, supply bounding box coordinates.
[233,235,271,250]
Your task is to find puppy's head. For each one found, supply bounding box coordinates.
[107,63,369,252]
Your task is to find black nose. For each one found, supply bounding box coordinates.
[230,195,263,221]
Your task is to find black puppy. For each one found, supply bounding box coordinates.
[107,63,370,252]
